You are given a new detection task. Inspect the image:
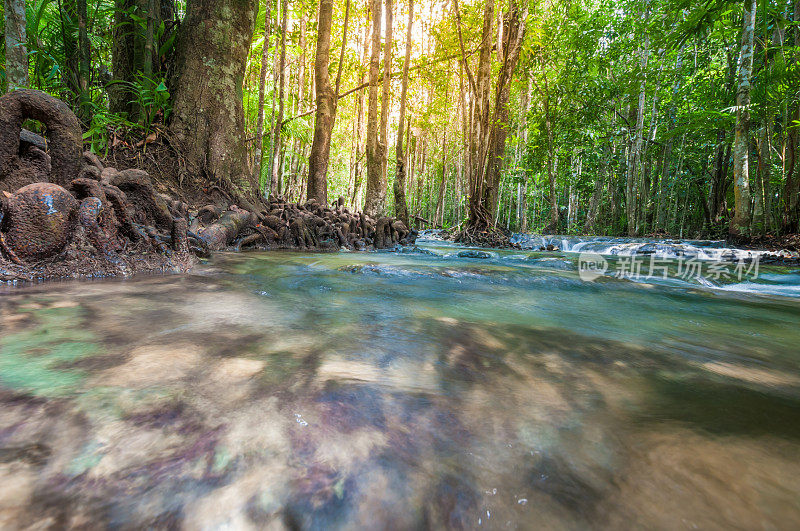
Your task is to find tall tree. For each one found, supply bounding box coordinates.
[464,0,495,228]
[625,4,650,236]
[378,0,393,204]
[307,0,336,204]
[730,0,757,236]
[270,0,288,195]
[782,0,800,232]
[393,0,414,226]
[363,0,384,216]
[253,0,272,190]
[3,0,28,91]
[483,1,526,221]
[169,0,257,197]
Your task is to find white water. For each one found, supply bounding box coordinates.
[509,233,798,262]
[414,230,800,299]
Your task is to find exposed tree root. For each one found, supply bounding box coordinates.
[453,225,516,248]
[0,90,417,284]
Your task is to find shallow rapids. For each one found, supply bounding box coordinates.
[1,234,799,528]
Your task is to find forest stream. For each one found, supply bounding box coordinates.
[1,233,800,528]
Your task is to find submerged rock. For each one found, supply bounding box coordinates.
[457,250,492,259]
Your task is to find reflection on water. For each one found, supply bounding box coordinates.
[1,238,800,529]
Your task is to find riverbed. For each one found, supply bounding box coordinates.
[1,235,799,528]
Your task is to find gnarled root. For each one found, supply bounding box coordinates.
[0,90,83,190]
[108,169,173,230]
[196,207,254,251]
[171,217,189,254]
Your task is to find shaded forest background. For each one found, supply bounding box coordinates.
[2,0,799,238]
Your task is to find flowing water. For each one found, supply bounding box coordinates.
[1,235,800,529]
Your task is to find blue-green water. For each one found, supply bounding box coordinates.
[1,236,799,528]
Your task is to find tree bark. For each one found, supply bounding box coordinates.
[269,0,288,195]
[352,5,371,208]
[730,0,757,236]
[483,2,525,222]
[363,0,384,217]
[625,6,650,236]
[306,0,350,205]
[3,0,28,91]
[169,0,257,196]
[465,0,495,228]
[393,0,413,226]
[435,132,447,224]
[379,0,393,197]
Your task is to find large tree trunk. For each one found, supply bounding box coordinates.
[252,1,272,190]
[465,0,495,228]
[168,0,256,196]
[3,0,28,91]
[306,0,344,205]
[483,2,525,222]
[363,0,384,217]
[393,0,413,226]
[730,0,757,236]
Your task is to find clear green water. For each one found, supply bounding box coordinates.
[1,239,799,529]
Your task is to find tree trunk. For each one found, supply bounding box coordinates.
[393,0,413,226]
[625,8,650,236]
[306,0,335,204]
[465,0,495,228]
[540,70,559,232]
[482,2,525,222]
[169,0,257,196]
[352,4,371,209]
[730,0,757,236]
[3,0,28,91]
[708,48,736,224]
[61,0,92,121]
[253,0,272,190]
[781,0,800,232]
[363,0,384,217]
[269,0,288,195]
[586,149,607,233]
[110,0,136,116]
[435,132,447,224]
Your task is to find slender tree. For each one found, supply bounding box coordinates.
[625,5,650,236]
[253,0,273,190]
[483,1,526,221]
[3,0,28,91]
[730,0,757,236]
[307,0,336,204]
[363,0,384,216]
[782,0,800,232]
[270,0,288,195]
[393,0,414,226]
